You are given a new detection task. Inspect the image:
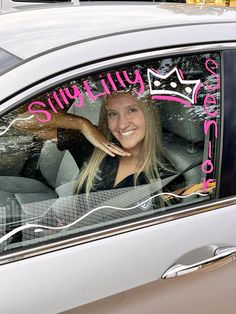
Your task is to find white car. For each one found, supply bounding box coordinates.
[0,2,236,313]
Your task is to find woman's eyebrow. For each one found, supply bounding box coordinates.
[106,103,139,111]
[126,104,139,109]
[106,109,117,112]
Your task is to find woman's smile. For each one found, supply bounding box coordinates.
[119,128,136,137]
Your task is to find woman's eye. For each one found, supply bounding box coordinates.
[128,107,137,114]
[108,112,117,118]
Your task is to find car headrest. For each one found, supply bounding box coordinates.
[159,102,204,143]
[68,94,102,125]
[38,141,79,188]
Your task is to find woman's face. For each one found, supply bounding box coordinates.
[106,93,146,152]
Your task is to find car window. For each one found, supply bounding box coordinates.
[0,51,221,255]
[0,48,22,75]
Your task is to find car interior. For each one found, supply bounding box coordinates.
[0,87,208,252]
[1,52,220,251]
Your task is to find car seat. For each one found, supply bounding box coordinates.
[159,101,204,187]
[0,94,102,240]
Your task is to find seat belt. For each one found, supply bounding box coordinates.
[97,159,202,210]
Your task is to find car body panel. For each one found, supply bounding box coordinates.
[1,24,236,102]
[67,261,236,314]
[1,203,236,313]
[0,4,236,58]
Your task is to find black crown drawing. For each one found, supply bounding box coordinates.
[147,67,201,105]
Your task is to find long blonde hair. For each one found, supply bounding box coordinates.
[76,92,164,194]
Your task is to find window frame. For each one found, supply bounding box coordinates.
[0,43,232,265]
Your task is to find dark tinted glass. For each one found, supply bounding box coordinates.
[0,48,21,75]
[220,50,236,198]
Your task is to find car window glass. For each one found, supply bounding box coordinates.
[0,52,221,254]
[0,48,22,75]
[220,49,236,197]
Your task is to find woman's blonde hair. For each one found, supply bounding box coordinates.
[76,91,164,194]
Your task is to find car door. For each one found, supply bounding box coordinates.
[0,38,236,314]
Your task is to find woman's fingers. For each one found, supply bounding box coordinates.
[104,142,131,157]
[98,144,115,157]
[163,195,173,201]
[81,120,131,156]
[98,142,130,157]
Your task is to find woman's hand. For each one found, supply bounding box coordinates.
[80,118,131,157]
[162,180,216,202]
[181,181,216,195]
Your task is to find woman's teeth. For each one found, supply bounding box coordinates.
[120,129,135,136]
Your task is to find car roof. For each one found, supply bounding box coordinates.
[1,2,236,59]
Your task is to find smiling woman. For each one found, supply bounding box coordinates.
[74,91,167,194]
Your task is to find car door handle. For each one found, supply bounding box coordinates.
[162,246,236,280]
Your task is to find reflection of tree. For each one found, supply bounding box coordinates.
[5,51,221,128]
[141,52,220,122]
[158,2,230,15]
[0,51,221,130]
[42,52,221,122]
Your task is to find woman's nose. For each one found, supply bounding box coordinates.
[117,113,129,129]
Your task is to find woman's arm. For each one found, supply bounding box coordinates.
[14,110,130,157]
